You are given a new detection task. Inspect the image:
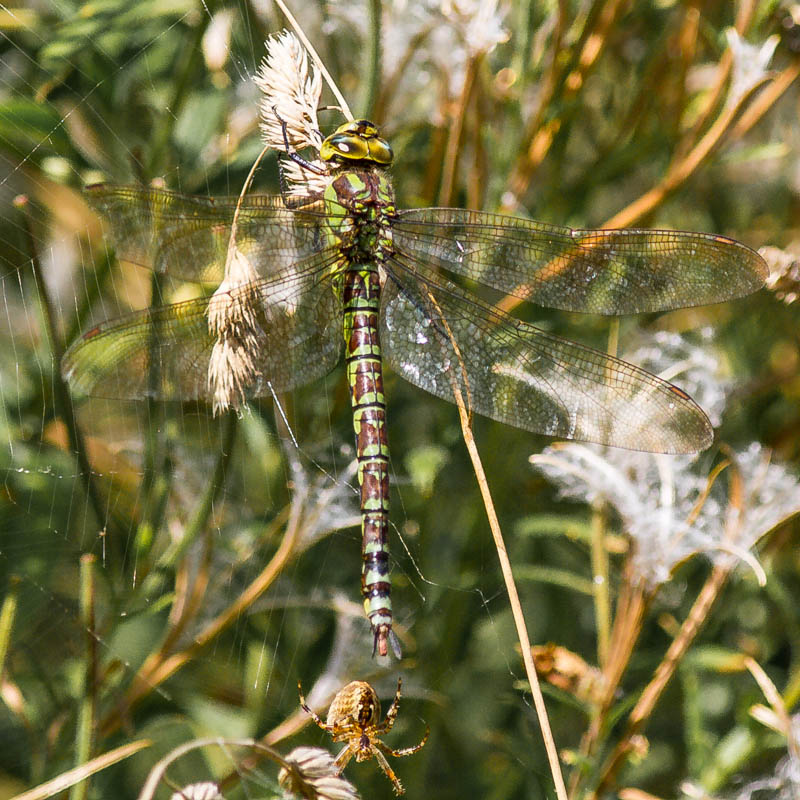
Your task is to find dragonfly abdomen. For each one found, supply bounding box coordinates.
[342,263,399,659]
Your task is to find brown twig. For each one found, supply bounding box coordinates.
[729,59,800,141]
[502,0,627,212]
[672,0,755,161]
[568,566,649,799]
[438,54,480,206]
[272,0,353,119]
[600,75,770,230]
[12,741,151,800]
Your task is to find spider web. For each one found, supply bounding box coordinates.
[0,3,568,797]
[2,4,789,799]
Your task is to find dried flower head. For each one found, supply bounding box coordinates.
[726,715,800,799]
[256,31,323,152]
[206,243,264,414]
[529,333,800,586]
[279,747,360,800]
[254,31,328,196]
[725,29,778,108]
[761,244,800,306]
[170,782,224,800]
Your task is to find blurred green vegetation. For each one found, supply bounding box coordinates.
[0,1,799,799]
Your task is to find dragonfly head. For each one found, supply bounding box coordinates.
[320,119,393,167]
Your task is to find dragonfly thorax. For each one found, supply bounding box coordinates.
[320,119,393,167]
[325,169,396,264]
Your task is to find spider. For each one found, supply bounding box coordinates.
[298,677,429,795]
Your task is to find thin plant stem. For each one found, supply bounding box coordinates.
[155,411,238,572]
[69,554,97,800]
[438,54,480,206]
[467,83,485,211]
[588,460,745,797]
[515,0,567,137]
[568,572,648,798]
[729,59,800,140]
[136,738,294,800]
[64,250,114,352]
[373,23,435,122]
[14,195,108,533]
[590,502,610,667]
[600,75,775,230]
[132,530,215,702]
[0,576,19,676]
[272,0,353,119]
[454,390,568,800]
[673,0,755,161]
[135,13,212,564]
[10,741,151,800]
[145,16,208,179]
[362,0,382,118]
[502,0,626,212]
[744,656,800,764]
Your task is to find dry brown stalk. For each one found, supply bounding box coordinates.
[420,290,569,800]
[438,54,480,206]
[567,566,648,798]
[673,0,756,161]
[588,563,729,799]
[502,0,626,212]
[601,85,755,230]
[11,741,152,800]
[586,458,745,797]
[730,59,800,141]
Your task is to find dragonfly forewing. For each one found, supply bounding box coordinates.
[86,184,342,284]
[382,254,713,454]
[393,209,768,315]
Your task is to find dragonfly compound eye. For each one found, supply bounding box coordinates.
[320,132,370,162]
[320,120,393,166]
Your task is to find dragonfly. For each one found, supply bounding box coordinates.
[63,118,767,659]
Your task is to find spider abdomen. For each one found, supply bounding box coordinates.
[326,680,381,729]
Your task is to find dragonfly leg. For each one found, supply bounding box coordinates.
[272,104,327,176]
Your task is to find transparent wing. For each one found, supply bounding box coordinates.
[381,253,712,454]
[86,184,343,283]
[392,208,767,314]
[63,252,344,401]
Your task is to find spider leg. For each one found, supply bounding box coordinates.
[375,725,430,758]
[334,743,356,772]
[370,743,405,795]
[297,680,330,733]
[374,677,403,734]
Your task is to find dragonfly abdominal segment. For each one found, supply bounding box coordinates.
[62,117,767,658]
[325,161,401,659]
[344,266,396,659]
